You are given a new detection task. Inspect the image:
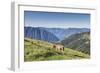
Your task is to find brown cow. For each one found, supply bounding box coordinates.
[53,44,64,53]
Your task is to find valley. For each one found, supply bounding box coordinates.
[24,27,90,61]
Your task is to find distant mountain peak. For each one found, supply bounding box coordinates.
[24,26,90,42]
[24,27,59,43]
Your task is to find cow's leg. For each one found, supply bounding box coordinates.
[60,48,62,51]
[63,47,64,51]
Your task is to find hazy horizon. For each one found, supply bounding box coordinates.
[24,26,90,29]
[24,11,90,28]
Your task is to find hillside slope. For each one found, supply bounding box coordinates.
[44,27,90,40]
[24,27,59,42]
[24,38,90,62]
[61,32,90,54]
[24,27,90,41]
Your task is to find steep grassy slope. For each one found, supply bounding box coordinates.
[61,32,90,54]
[24,38,90,62]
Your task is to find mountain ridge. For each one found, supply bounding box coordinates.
[24,27,59,43]
[24,26,90,42]
[61,32,90,54]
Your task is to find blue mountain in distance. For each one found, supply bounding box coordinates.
[24,27,59,43]
[40,27,90,40]
[24,27,90,42]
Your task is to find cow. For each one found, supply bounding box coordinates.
[53,44,64,54]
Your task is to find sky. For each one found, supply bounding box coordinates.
[24,11,90,28]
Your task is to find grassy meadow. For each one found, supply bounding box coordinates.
[24,38,90,62]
